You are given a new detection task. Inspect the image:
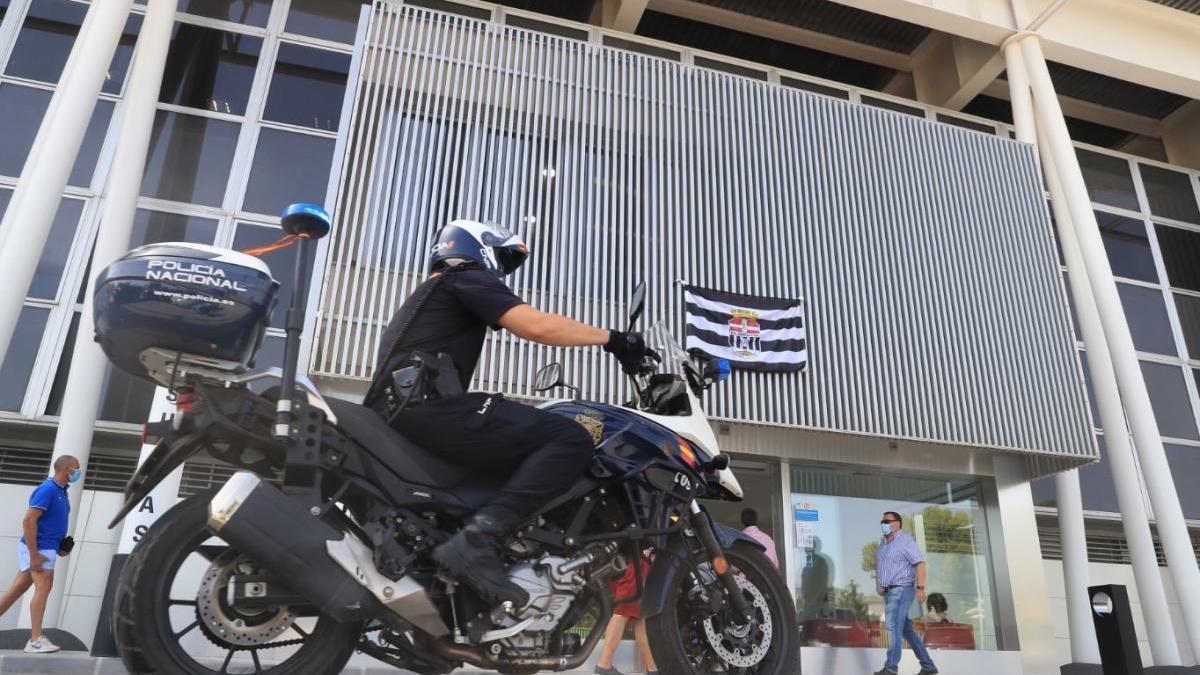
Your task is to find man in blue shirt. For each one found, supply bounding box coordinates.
[0,455,81,654]
[874,511,938,675]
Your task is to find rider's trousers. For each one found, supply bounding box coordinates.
[388,393,594,516]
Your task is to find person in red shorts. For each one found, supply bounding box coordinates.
[595,554,657,675]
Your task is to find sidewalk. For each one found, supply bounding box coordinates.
[0,650,607,674]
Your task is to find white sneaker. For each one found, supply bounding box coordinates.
[24,635,60,653]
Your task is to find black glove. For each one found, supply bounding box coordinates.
[604,330,649,373]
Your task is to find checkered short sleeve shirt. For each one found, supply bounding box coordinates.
[876,530,924,588]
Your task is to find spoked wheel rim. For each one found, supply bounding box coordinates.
[156,529,328,673]
[676,562,779,674]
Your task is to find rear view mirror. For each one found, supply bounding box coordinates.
[534,363,564,392]
[628,281,646,328]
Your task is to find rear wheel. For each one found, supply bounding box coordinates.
[113,488,362,674]
[646,542,798,675]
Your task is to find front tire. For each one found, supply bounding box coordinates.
[113,488,362,674]
[646,542,799,675]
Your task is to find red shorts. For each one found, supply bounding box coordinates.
[610,558,651,618]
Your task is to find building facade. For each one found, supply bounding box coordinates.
[0,0,1197,673]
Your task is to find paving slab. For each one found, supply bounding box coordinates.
[0,650,605,674]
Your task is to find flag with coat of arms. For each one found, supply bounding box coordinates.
[683,285,807,373]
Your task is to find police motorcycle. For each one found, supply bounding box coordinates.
[99,203,798,674]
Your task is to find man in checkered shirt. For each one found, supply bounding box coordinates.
[874,511,938,675]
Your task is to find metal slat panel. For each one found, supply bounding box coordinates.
[315,3,1094,465]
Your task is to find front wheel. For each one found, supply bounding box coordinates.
[646,542,799,675]
[112,488,363,674]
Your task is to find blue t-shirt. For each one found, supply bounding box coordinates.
[20,479,69,551]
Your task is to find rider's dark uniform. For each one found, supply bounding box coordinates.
[365,262,593,518]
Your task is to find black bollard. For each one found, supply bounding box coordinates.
[1090,584,1144,675]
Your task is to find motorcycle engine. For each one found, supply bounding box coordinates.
[472,555,586,656]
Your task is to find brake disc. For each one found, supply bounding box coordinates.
[701,573,773,668]
[196,552,296,648]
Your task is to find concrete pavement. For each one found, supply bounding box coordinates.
[0,649,613,674]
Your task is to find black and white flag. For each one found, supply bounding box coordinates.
[683,285,807,373]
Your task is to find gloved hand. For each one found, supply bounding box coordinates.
[604,330,650,374]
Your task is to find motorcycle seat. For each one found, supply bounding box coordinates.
[325,397,469,488]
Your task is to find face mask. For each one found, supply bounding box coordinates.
[881,523,893,536]
[68,468,82,484]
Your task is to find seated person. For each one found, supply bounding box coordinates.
[925,593,950,623]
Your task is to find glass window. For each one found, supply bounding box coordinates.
[780,76,850,100]
[0,85,111,186]
[935,114,995,135]
[103,13,142,95]
[1076,149,1139,212]
[1156,225,1200,292]
[1117,284,1177,356]
[0,306,49,411]
[263,44,351,131]
[0,188,8,220]
[860,96,924,117]
[1141,164,1200,224]
[141,111,240,206]
[5,2,139,90]
[159,24,262,115]
[5,0,86,84]
[1141,361,1199,440]
[285,0,368,43]
[1096,212,1157,283]
[45,315,155,423]
[1177,293,1200,360]
[129,209,219,246]
[241,129,334,216]
[1031,436,1119,513]
[0,83,50,177]
[26,198,85,300]
[70,99,114,187]
[231,223,314,327]
[1166,444,1200,520]
[178,0,273,27]
[789,466,999,651]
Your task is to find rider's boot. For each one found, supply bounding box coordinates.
[433,506,529,607]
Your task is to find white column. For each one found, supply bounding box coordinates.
[1020,33,1200,664]
[41,0,181,630]
[1003,38,1106,667]
[1036,121,1179,665]
[1053,471,1104,663]
[0,0,133,360]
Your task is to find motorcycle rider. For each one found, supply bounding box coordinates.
[365,220,650,607]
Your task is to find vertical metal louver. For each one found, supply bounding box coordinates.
[315,2,1095,467]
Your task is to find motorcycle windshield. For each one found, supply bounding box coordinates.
[644,320,690,379]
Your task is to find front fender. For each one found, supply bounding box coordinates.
[639,517,764,619]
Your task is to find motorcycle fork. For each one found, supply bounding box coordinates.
[688,500,755,623]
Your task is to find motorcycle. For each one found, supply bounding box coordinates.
[98,204,798,674]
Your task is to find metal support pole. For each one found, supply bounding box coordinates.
[40,0,181,630]
[1003,38,1105,667]
[0,0,133,361]
[1020,33,1200,664]
[1054,471,1104,664]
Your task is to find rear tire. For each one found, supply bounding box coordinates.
[646,542,799,675]
[113,488,362,674]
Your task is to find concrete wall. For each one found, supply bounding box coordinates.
[1044,559,1195,666]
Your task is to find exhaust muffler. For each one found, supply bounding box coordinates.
[208,472,448,636]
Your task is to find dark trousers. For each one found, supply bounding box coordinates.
[389,393,594,516]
